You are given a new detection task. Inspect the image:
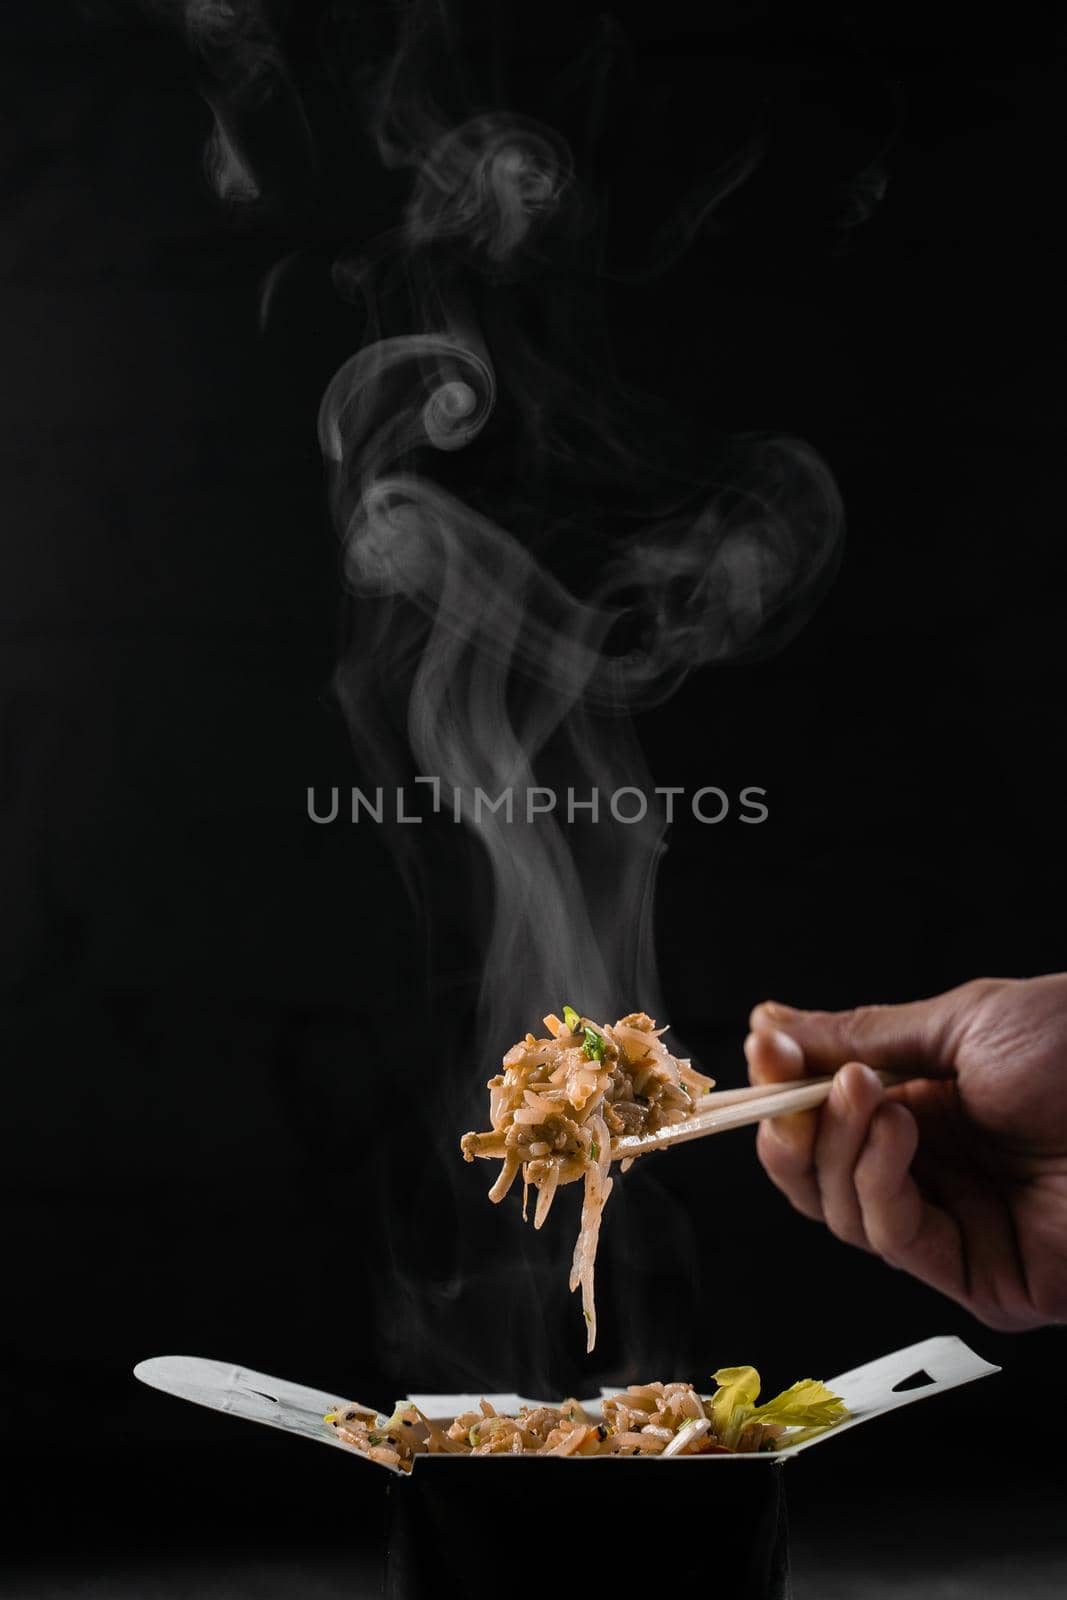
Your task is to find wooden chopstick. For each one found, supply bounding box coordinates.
[613,1069,904,1157]
[691,1077,836,1110]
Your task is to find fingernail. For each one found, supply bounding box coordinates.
[769,1029,805,1067]
[745,1029,804,1080]
[836,1062,881,1112]
[831,1067,853,1111]
[759,1000,798,1022]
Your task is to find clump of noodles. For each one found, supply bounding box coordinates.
[323,1370,850,1471]
[460,1008,715,1350]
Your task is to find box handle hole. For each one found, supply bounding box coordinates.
[891,1368,933,1393]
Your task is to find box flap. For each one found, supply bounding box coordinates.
[133,1355,406,1475]
[762,1334,1000,1458]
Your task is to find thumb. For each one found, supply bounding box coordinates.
[748,985,975,1077]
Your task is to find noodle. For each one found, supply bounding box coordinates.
[322,1375,847,1471]
[460,1010,715,1350]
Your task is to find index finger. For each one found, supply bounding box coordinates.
[744,1026,819,1166]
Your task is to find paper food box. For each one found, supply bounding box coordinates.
[135,1335,998,1600]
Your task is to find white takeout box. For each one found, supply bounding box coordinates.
[134,1334,998,1474]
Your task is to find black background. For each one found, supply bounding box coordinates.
[3,2,1066,1592]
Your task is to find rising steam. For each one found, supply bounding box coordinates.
[140,0,313,205]
[143,0,847,1388]
[311,16,843,1380]
[319,18,846,1395]
[318,281,843,1053]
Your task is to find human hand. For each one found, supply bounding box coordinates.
[746,976,1067,1330]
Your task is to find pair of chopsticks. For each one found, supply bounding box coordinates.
[614,1070,903,1158]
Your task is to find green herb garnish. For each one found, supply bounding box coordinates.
[582,1027,606,1062]
[562,1004,581,1033]
[590,1140,599,1161]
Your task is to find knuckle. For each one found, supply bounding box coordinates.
[764,1166,800,1205]
[865,1226,903,1265]
[960,976,1001,1004]
[843,1003,887,1038]
[816,1173,864,1245]
[861,1207,914,1264]
[824,1208,865,1248]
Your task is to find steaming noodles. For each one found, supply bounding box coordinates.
[323,1371,849,1470]
[460,1009,715,1350]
